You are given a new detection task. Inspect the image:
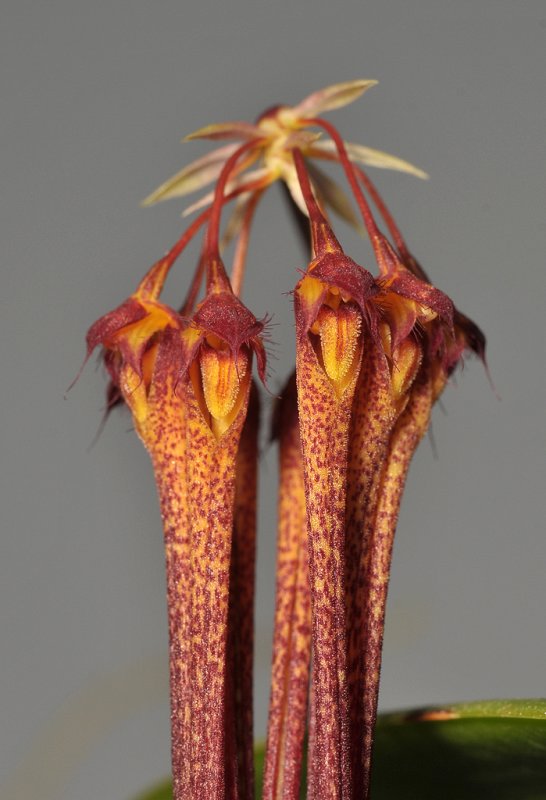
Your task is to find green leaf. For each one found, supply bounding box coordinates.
[136,699,546,800]
[134,783,171,800]
[373,698,546,800]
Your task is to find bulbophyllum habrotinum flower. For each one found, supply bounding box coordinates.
[289,148,384,800]
[344,244,457,798]
[178,258,266,799]
[85,229,267,799]
[83,81,485,800]
[279,139,483,800]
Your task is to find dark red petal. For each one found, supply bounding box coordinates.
[193,292,264,349]
[85,298,147,355]
[297,251,380,341]
[455,308,487,363]
[381,269,454,329]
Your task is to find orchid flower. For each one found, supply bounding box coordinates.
[142,79,427,235]
[83,80,484,800]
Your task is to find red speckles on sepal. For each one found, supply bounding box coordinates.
[396,248,487,365]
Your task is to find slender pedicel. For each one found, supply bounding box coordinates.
[230,189,265,297]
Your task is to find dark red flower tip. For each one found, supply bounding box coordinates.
[454,309,487,364]
[85,298,148,358]
[310,252,379,310]
[296,251,380,339]
[379,268,454,330]
[182,290,268,386]
[397,249,487,367]
[68,298,151,397]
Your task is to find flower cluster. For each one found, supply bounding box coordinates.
[85,81,484,800]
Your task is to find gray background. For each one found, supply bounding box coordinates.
[1,2,545,798]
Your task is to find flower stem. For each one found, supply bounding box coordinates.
[302,118,383,259]
[231,190,265,297]
[206,140,265,265]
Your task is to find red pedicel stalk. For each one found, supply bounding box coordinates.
[263,372,311,800]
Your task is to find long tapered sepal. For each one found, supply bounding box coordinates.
[177,280,266,799]
[134,330,193,800]
[182,363,251,799]
[344,335,406,795]
[294,248,378,800]
[350,255,483,799]
[263,373,311,800]
[343,277,431,797]
[84,273,196,795]
[360,371,434,798]
[86,256,267,799]
[226,382,260,800]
